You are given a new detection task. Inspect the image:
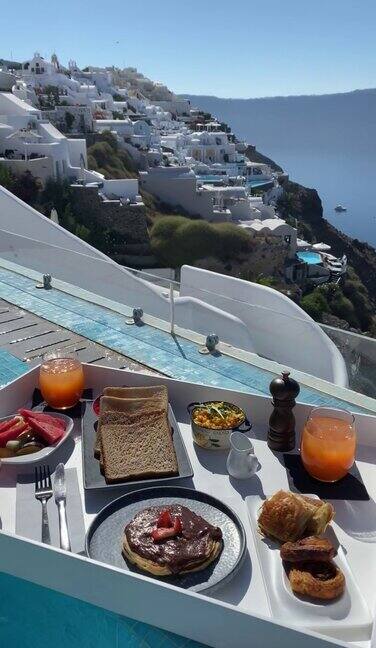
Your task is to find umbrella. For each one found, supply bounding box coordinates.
[312,242,332,251]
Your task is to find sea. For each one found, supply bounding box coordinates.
[259,147,376,246]
[184,90,376,248]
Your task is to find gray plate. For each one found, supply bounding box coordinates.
[86,486,246,593]
[82,402,193,491]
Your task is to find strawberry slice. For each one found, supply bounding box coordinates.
[19,409,65,430]
[157,510,173,528]
[26,416,64,445]
[151,516,182,543]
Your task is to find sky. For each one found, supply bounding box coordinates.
[2,0,376,98]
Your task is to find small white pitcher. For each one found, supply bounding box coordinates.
[226,431,258,479]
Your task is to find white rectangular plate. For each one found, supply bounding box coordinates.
[246,494,372,641]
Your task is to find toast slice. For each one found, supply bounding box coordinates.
[103,386,168,402]
[94,385,168,458]
[100,410,178,483]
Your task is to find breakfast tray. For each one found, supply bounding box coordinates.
[0,363,375,648]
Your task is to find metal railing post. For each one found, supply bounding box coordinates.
[169,282,175,335]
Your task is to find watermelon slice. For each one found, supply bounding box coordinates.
[0,416,23,434]
[0,421,30,447]
[26,416,65,445]
[19,409,65,430]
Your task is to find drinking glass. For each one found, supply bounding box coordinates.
[301,406,356,482]
[39,351,84,410]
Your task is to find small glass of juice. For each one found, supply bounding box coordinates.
[39,351,84,410]
[301,406,356,482]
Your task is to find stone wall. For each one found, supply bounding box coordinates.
[70,185,150,249]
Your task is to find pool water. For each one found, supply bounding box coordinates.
[296,251,322,265]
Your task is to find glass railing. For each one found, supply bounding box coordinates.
[1,231,375,404]
[321,324,376,399]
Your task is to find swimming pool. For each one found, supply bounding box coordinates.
[296,251,322,265]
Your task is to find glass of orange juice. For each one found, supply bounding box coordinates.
[301,407,356,482]
[39,351,84,410]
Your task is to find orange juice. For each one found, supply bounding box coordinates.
[39,357,84,409]
[301,414,356,482]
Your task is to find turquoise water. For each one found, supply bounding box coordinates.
[246,179,273,188]
[0,572,204,648]
[196,174,227,183]
[296,251,322,265]
[0,348,28,388]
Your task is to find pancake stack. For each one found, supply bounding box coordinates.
[123,504,223,576]
[96,386,178,483]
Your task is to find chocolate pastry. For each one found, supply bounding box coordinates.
[280,536,336,563]
[287,561,345,600]
[123,505,223,576]
[258,491,334,543]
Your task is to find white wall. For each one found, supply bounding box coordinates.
[0,156,54,183]
[0,186,255,354]
[102,178,139,200]
[180,265,348,386]
[94,120,133,135]
[67,138,87,167]
[139,167,215,219]
[0,92,40,117]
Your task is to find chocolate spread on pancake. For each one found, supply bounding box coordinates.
[124,505,222,574]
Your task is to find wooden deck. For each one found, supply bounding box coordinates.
[0,299,158,374]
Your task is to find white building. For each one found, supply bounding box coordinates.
[0,92,87,182]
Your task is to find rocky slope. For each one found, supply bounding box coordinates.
[280,179,376,301]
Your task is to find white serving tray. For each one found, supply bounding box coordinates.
[246,495,372,640]
[0,363,376,648]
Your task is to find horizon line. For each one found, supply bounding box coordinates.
[179,86,376,101]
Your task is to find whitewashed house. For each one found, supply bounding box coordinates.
[0,92,87,182]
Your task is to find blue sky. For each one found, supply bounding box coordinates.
[2,0,376,98]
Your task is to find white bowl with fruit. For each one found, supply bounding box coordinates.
[0,409,74,465]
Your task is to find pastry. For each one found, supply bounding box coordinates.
[287,561,345,600]
[123,505,223,576]
[298,495,335,536]
[258,491,334,542]
[280,536,336,562]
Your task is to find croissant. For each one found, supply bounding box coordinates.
[258,491,334,543]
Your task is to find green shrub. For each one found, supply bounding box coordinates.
[75,224,90,241]
[0,163,14,190]
[215,222,250,259]
[330,292,359,327]
[150,216,252,269]
[64,111,75,132]
[300,290,329,321]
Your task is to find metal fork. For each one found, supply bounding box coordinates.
[34,465,52,544]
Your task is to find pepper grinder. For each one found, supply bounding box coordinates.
[268,370,300,452]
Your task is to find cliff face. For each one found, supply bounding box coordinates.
[244,145,283,173]
[281,179,376,301]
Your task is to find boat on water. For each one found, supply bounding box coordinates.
[335,204,347,212]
